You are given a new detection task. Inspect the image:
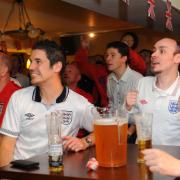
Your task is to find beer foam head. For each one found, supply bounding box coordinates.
[94,118,117,125]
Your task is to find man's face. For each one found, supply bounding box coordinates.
[0,54,8,77]
[63,64,80,86]
[0,59,5,76]
[29,49,56,85]
[105,48,125,72]
[151,38,177,74]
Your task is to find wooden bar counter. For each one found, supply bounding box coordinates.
[0,144,180,180]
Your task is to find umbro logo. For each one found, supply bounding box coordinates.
[25,113,35,120]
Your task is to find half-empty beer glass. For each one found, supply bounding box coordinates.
[94,107,128,167]
[133,112,153,163]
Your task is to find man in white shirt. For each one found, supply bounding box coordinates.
[125,38,180,146]
[105,41,142,142]
[0,40,96,167]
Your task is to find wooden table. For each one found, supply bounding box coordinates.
[0,144,180,180]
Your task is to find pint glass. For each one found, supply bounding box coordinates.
[133,112,153,163]
[94,108,128,167]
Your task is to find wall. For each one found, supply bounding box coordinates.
[88,28,178,55]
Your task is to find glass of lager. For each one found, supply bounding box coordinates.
[94,107,128,167]
[133,112,153,163]
[46,111,63,172]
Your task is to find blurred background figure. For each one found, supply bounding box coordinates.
[0,51,21,127]
[121,32,147,75]
[75,35,108,107]
[64,63,95,138]
[105,41,143,143]
[10,54,30,87]
[139,49,154,76]
[64,63,94,104]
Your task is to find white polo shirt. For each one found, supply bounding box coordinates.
[135,76,180,146]
[0,86,95,160]
[107,66,142,108]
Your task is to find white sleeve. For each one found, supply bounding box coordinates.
[0,92,21,138]
[80,102,96,132]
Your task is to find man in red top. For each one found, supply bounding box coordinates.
[121,32,147,75]
[63,63,94,104]
[64,63,94,138]
[0,51,21,127]
[75,36,108,107]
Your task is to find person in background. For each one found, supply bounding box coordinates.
[0,51,21,127]
[75,35,108,107]
[121,32,147,75]
[64,63,94,104]
[142,148,180,177]
[125,38,180,146]
[0,40,96,167]
[10,54,30,87]
[139,49,154,76]
[64,63,94,138]
[105,41,143,143]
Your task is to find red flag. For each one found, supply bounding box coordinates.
[165,0,173,31]
[148,0,156,20]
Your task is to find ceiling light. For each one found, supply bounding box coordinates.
[1,0,44,40]
[88,32,95,38]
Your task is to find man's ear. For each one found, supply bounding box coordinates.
[122,56,127,63]
[53,61,62,73]
[174,53,180,64]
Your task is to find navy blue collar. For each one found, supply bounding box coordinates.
[32,86,69,103]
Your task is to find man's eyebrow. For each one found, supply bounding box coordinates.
[158,46,168,49]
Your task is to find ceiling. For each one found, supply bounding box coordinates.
[0,0,179,46]
[0,0,143,39]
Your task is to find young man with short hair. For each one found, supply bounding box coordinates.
[105,41,142,142]
[126,38,180,146]
[0,40,95,167]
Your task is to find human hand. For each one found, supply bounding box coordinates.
[142,149,180,177]
[125,91,138,111]
[63,136,88,152]
[127,124,136,136]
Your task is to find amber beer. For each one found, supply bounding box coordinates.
[134,112,153,164]
[94,118,128,167]
[137,139,152,163]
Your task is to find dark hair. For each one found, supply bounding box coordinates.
[32,40,65,77]
[106,41,130,65]
[121,32,139,49]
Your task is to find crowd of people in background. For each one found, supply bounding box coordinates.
[0,33,179,177]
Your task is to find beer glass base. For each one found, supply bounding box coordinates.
[49,165,63,173]
[137,158,145,164]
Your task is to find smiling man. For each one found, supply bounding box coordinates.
[0,40,96,167]
[125,38,180,146]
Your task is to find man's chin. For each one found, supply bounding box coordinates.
[31,80,39,85]
[151,70,161,75]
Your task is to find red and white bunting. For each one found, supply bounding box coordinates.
[165,0,173,31]
[122,0,129,5]
[147,0,156,20]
